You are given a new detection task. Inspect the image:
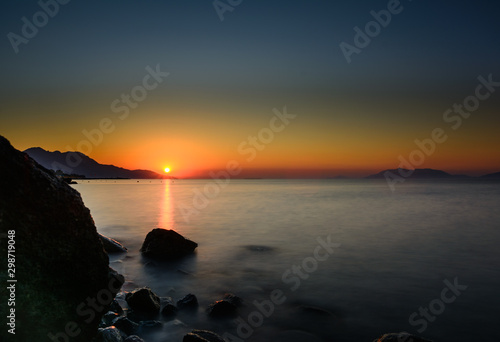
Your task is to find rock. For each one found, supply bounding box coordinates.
[109,299,124,315]
[0,135,120,341]
[99,233,128,253]
[124,336,146,342]
[183,329,225,342]
[96,326,124,342]
[100,311,120,328]
[223,293,242,307]
[207,300,238,318]
[126,287,161,313]
[161,297,178,318]
[140,228,198,259]
[113,317,139,336]
[177,293,199,310]
[137,320,163,334]
[373,332,433,342]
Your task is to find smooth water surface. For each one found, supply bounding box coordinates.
[73,179,500,342]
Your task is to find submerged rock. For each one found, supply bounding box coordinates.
[177,293,199,310]
[140,228,198,259]
[99,233,128,253]
[183,329,225,342]
[0,135,119,341]
[126,287,161,313]
[373,332,433,342]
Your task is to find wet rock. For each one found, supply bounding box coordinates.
[137,320,163,334]
[126,287,161,313]
[113,317,139,336]
[0,135,117,341]
[161,297,178,318]
[109,299,124,315]
[99,233,128,253]
[373,332,433,342]
[96,326,124,342]
[124,336,146,342]
[183,329,225,342]
[223,293,242,307]
[207,300,238,318]
[177,293,199,310]
[140,228,198,259]
[100,311,120,328]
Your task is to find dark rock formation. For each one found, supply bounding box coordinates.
[373,332,432,342]
[222,293,242,307]
[161,297,178,318]
[124,336,146,342]
[177,294,199,310]
[183,329,225,342]
[137,320,163,334]
[207,300,238,318]
[113,317,139,336]
[96,326,124,342]
[126,287,161,313]
[0,135,121,341]
[99,234,128,253]
[140,228,198,259]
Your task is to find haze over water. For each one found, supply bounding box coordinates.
[73,179,500,342]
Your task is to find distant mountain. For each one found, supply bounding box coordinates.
[24,147,167,179]
[481,171,500,179]
[366,168,471,179]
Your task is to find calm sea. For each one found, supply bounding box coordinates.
[72,179,500,342]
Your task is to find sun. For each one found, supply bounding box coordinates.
[164,167,171,173]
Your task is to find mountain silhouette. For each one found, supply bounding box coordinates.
[24,147,167,179]
[481,171,500,179]
[366,168,471,179]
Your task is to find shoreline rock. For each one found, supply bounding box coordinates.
[0,135,120,341]
[140,228,198,260]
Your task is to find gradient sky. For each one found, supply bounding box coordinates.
[1,0,499,178]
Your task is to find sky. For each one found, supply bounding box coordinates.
[1,0,500,178]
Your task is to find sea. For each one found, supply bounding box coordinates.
[72,179,500,342]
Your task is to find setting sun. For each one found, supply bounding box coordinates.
[164,167,171,173]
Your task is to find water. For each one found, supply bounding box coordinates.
[72,179,500,342]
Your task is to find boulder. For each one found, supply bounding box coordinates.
[183,329,225,342]
[99,233,128,253]
[140,228,198,259]
[126,287,161,313]
[373,332,432,342]
[0,135,121,341]
[207,300,238,318]
[177,294,199,310]
[161,297,178,318]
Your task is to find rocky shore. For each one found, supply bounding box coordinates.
[0,135,433,342]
